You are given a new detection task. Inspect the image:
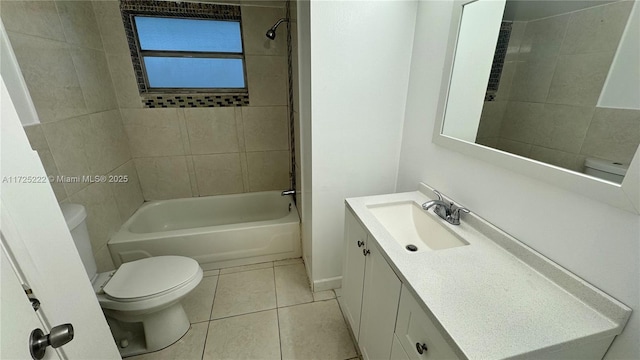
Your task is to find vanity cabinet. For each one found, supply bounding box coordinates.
[344,188,630,360]
[343,209,402,360]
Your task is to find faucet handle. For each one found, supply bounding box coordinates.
[432,189,443,201]
[448,205,470,225]
[451,205,470,217]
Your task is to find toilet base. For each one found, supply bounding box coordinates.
[104,302,190,357]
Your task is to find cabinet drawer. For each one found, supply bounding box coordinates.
[395,285,459,360]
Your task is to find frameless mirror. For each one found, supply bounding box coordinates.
[434,0,640,213]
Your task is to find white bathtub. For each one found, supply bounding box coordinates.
[108,191,300,270]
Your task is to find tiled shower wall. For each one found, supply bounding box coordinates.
[2,0,145,272]
[476,0,640,172]
[98,0,291,200]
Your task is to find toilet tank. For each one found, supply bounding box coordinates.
[60,203,97,281]
[583,157,628,183]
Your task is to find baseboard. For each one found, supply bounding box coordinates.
[303,254,312,285]
[313,276,342,292]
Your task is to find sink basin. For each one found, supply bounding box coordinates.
[367,201,468,252]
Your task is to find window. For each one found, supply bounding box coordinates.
[134,16,246,91]
[121,1,248,98]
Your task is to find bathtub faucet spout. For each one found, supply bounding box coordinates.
[281,189,295,196]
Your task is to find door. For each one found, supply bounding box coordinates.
[341,209,368,339]
[390,335,411,360]
[1,74,121,358]
[1,242,60,359]
[359,240,402,360]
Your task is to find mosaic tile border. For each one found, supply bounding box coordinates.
[286,0,296,197]
[142,94,250,108]
[120,0,247,108]
[485,21,512,102]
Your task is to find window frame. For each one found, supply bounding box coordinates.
[121,1,248,95]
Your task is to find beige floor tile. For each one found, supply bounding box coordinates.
[127,322,208,360]
[203,269,219,277]
[203,310,281,360]
[279,300,357,360]
[313,290,336,302]
[219,261,273,275]
[275,263,313,307]
[211,268,276,319]
[274,258,303,267]
[182,276,217,323]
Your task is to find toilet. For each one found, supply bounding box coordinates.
[583,157,628,183]
[60,203,202,357]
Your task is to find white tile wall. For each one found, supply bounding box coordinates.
[9,0,295,271]
[92,1,294,200]
[7,1,145,272]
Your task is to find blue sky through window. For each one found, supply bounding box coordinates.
[143,57,245,88]
[135,16,243,53]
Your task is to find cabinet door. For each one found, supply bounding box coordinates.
[342,209,368,339]
[396,285,459,360]
[359,240,402,360]
[391,335,411,360]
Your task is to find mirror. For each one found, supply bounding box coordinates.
[434,0,640,213]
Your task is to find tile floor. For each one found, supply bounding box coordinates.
[128,258,358,360]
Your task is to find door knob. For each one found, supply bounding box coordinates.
[30,324,74,360]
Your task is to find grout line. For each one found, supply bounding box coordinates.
[273,266,284,360]
[209,307,277,322]
[279,299,314,309]
[200,320,210,360]
[334,296,361,360]
[216,261,275,275]
[208,273,221,321]
[274,262,299,268]
[277,298,334,311]
[201,274,220,360]
[273,265,280,309]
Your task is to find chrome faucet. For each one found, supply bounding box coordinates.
[421,190,470,225]
[281,189,295,196]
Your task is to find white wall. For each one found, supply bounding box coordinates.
[308,0,417,289]
[297,0,313,278]
[396,1,639,358]
[441,0,504,142]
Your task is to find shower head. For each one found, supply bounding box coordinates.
[266,28,277,40]
[265,18,289,40]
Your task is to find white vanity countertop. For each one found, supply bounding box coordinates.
[346,184,631,360]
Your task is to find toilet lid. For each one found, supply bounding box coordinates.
[103,256,200,300]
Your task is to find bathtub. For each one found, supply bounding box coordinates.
[108,191,300,270]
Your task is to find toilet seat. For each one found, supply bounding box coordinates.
[104,256,200,301]
[96,256,203,312]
